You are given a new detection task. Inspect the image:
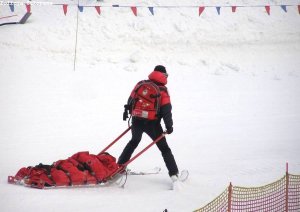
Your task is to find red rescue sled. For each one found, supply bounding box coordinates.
[8,126,166,189]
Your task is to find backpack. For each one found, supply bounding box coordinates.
[130,80,161,120]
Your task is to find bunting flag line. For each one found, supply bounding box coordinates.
[2,2,300,16]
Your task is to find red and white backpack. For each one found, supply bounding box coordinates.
[131,80,162,120]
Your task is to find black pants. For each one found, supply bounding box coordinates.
[118,118,179,176]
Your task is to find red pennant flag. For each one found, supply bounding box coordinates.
[25,4,31,13]
[95,6,101,15]
[63,4,68,16]
[232,6,237,13]
[265,5,270,15]
[131,7,137,16]
[199,7,205,16]
[298,5,300,14]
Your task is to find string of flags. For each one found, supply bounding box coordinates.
[4,2,300,16]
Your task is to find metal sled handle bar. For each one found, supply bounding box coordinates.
[98,126,131,155]
[108,131,167,179]
[124,132,167,167]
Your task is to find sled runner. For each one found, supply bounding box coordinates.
[0,12,31,26]
[8,127,167,189]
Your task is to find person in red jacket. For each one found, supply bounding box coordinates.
[118,65,179,180]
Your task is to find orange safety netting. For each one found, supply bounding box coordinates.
[195,172,300,212]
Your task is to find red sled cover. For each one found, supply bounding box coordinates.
[8,152,119,188]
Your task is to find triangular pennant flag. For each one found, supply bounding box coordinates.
[199,7,205,16]
[232,6,237,13]
[131,7,137,16]
[95,6,101,15]
[78,6,84,12]
[265,5,270,15]
[9,3,14,12]
[280,5,287,12]
[25,4,31,13]
[63,4,68,16]
[148,7,154,15]
[216,7,221,15]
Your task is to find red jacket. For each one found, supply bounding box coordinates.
[130,71,171,106]
[128,71,173,128]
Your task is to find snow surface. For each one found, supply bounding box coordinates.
[1,0,300,211]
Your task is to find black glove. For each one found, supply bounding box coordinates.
[166,126,173,134]
[123,104,129,121]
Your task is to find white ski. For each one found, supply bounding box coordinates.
[178,169,189,182]
[127,167,161,175]
[171,170,189,190]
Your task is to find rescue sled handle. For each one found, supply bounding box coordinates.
[110,131,167,178]
[124,132,167,167]
[98,126,132,155]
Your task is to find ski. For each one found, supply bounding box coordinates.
[126,167,186,179]
[171,170,189,190]
[0,12,31,26]
[126,167,161,175]
[178,169,189,182]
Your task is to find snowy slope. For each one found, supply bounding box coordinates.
[1,0,300,211]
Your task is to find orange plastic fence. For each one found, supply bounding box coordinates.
[195,172,300,212]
